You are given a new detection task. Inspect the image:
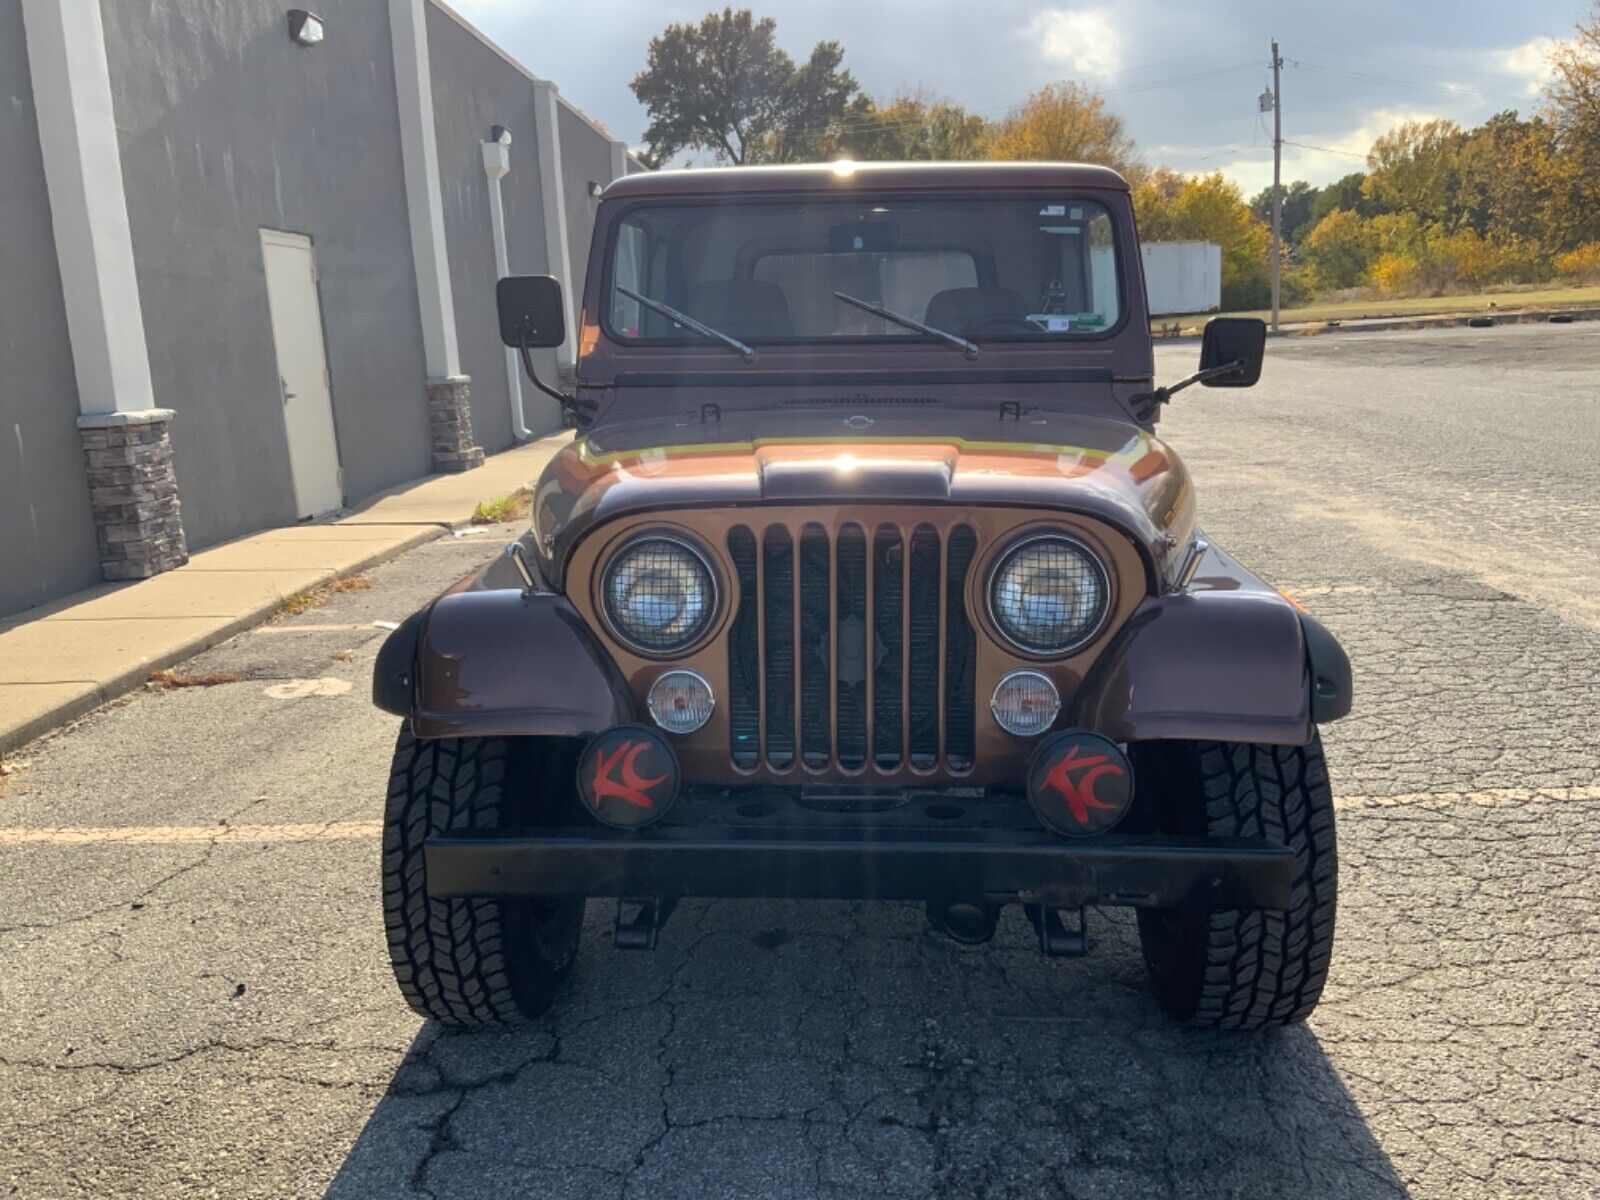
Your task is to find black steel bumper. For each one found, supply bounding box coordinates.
[424,792,1293,910]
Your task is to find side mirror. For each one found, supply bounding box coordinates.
[1199,317,1266,387]
[496,275,565,348]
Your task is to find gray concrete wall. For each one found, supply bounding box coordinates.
[557,100,614,322]
[425,3,561,440]
[3,0,636,620]
[99,0,432,551]
[0,2,103,617]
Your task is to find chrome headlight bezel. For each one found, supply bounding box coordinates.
[598,533,719,657]
[986,532,1111,656]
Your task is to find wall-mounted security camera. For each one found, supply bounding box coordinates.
[287,10,324,46]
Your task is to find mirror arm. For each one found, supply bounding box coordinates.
[517,337,596,429]
[1129,358,1245,421]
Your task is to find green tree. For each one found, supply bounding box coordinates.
[1361,119,1464,226]
[1300,208,1376,290]
[1545,2,1600,249]
[838,91,991,161]
[630,9,859,166]
[1308,172,1373,226]
[1250,180,1320,245]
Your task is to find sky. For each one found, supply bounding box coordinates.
[444,0,1584,195]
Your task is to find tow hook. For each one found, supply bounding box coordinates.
[1026,904,1091,957]
[612,897,676,950]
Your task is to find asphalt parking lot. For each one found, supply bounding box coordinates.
[1,321,1596,1199]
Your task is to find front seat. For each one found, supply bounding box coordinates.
[684,279,794,339]
[924,286,1030,333]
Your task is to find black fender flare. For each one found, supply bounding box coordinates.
[372,590,634,739]
[1299,610,1353,723]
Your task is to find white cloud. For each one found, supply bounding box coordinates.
[1493,36,1558,96]
[1029,8,1123,77]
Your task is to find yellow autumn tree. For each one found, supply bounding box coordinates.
[986,83,1142,181]
[1134,170,1270,308]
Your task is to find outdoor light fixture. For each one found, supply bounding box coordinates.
[287,10,324,46]
[587,180,605,198]
[490,125,512,147]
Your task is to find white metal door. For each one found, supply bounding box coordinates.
[260,230,343,517]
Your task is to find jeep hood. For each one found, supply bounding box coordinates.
[531,408,1194,587]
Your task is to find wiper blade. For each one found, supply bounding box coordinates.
[833,291,979,359]
[615,285,755,362]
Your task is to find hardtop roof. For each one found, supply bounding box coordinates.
[602,160,1131,200]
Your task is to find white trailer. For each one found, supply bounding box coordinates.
[1141,241,1222,315]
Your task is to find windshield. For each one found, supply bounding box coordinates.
[605,195,1123,349]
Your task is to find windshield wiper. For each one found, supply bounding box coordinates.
[833,291,979,359]
[615,285,755,362]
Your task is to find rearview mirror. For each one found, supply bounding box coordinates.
[1199,317,1266,387]
[497,275,565,348]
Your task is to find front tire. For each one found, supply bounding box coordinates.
[382,729,585,1026]
[1136,737,1337,1030]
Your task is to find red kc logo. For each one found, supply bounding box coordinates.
[1040,744,1125,827]
[589,740,668,810]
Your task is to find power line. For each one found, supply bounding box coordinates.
[1294,40,1550,87]
[1282,139,1368,161]
[1291,60,1533,106]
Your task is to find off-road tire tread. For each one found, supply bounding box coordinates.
[382,729,577,1027]
[1141,737,1337,1030]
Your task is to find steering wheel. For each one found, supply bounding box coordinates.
[964,314,1043,335]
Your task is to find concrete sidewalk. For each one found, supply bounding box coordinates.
[0,433,569,756]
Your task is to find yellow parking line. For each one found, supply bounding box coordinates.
[1336,785,1600,810]
[1,786,1597,847]
[0,820,382,846]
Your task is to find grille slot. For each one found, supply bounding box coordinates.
[731,518,977,776]
[762,525,795,769]
[943,526,978,771]
[726,527,760,769]
[907,525,941,770]
[798,524,831,769]
[835,525,868,770]
[872,525,904,770]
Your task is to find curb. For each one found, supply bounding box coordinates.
[1153,306,1600,341]
[1278,306,1600,338]
[0,525,443,757]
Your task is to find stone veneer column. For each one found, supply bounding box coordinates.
[23,0,191,582]
[390,0,481,473]
[427,377,485,473]
[76,410,188,579]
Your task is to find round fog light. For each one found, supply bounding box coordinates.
[990,670,1060,737]
[647,670,715,734]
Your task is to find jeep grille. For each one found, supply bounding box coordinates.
[726,520,978,775]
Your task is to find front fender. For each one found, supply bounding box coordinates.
[376,589,634,739]
[1073,544,1323,746]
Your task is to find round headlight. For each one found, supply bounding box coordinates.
[988,535,1109,654]
[601,536,716,654]
[647,669,715,734]
[990,670,1060,737]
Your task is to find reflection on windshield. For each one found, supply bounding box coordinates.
[607,196,1121,346]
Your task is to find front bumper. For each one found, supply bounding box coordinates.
[424,790,1294,910]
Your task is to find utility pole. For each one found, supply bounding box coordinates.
[1270,39,1283,331]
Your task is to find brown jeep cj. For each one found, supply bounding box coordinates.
[374,162,1351,1032]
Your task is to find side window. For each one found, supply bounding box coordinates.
[610,221,648,338]
[1084,208,1120,330]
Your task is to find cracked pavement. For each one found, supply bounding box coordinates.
[1,322,1597,1198]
